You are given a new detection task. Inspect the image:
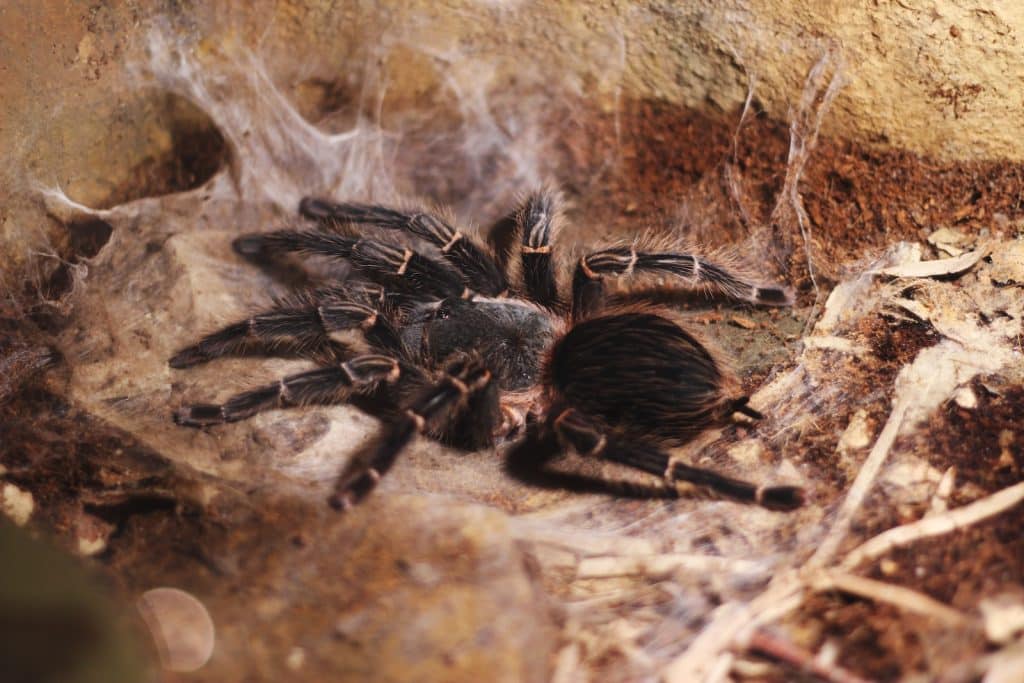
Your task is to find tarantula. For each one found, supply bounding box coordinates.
[170,189,804,511]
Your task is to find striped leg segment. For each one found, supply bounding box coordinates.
[299,198,508,296]
[503,413,679,500]
[669,461,804,511]
[173,355,400,427]
[168,301,401,369]
[233,230,468,299]
[329,356,494,510]
[484,209,519,273]
[517,189,562,308]
[572,246,794,319]
[552,408,803,511]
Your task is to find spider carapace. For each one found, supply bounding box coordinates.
[170,189,804,511]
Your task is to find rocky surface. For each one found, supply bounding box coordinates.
[5,2,1024,278]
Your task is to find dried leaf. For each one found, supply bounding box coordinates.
[877,246,988,278]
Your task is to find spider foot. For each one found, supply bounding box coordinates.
[173,404,226,427]
[232,233,270,257]
[327,467,381,511]
[168,346,218,369]
[754,285,794,306]
[730,396,764,420]
[756,484,805,511]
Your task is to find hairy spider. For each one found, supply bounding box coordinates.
[170,188,804,511]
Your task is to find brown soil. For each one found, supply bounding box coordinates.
[555,98,1024,296]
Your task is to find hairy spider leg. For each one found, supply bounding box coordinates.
[299,198,508,296]
[329,355,495,510]
[572,246,795,319]
[234,230,469,300]
[504,421,680,500]
[552,407,804,511]
[174,354,402,427]
[483,207,519,274]
[169,300,402,369]
[515,187,563,309]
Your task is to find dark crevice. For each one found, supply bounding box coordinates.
[291,77,361,133]
[81,94,228,210]
[41,218,115,302]
[39,94,227,303]
[84,497,179,527]
[68,218,113,259]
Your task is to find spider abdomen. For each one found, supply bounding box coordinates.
[547,311,736,444]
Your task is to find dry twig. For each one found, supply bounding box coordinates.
[747,629,872,683]
[813,571,975,627]
[840,480,1024,571]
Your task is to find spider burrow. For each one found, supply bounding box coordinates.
[169,188,804,511]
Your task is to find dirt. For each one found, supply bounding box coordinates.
[4,94,1024,681]
[554,97,1024,295]
[917,382,1024,496]
[845,383,1024,675]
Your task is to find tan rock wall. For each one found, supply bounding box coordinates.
[2,1,1023,278]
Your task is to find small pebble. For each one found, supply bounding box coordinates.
[953,386,977,409]
[286,647,305,671]
[730,315,758,330]
[1,483,34,526]
[77,535,107,557]
[981,596,1024,644]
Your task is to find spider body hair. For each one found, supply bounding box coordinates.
[170,187,803,511]
[547,307,742,447]
[405,296,560,392]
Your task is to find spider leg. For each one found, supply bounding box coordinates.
[173,354,401,427]
[299,198,509,296]
[328,355,494,510]
[551,408,804,511]
[483,208,519,274]
[515,188,563,309]
[504,424,676,500]
[168,300,402,369]
[571,246,794,319]
[234,230,468,299]
[443,368,501,450]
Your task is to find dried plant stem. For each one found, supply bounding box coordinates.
[808,396,909,568]
[814,571,974,627]
[662,572,806,682]
[929,466,956,514]
[664,368,1018,681]
[840,479,1024,571]
[747,628,873,683]
[576,553,765,580]
[664,564,974,682]
[724,69,759,233]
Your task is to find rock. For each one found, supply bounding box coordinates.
[109,494,554,683]
[1,482,34,526]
